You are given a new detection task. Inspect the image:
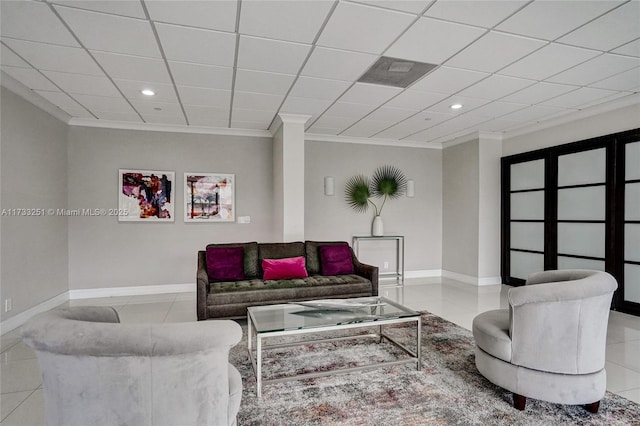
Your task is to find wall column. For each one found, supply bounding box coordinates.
[272,113,310,242]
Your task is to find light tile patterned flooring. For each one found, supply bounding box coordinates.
[2,278,640,424]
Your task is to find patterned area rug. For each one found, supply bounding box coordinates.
[230,312,640,425]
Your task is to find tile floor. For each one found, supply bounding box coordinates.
[1,278,640,424]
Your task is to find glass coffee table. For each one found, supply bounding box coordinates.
[247,296,421,397]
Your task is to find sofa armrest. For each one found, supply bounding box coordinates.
[352,249,379,296]
[197,251,209,321]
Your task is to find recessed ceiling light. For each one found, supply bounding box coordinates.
[141,89,155,96]
[450,103,463,110]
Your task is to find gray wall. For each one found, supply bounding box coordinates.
[442,140,479,277]
[1,88,69,321]
[304,141,443,273]
[67,126,274,290]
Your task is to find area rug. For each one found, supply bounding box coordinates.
[230,312,640,425]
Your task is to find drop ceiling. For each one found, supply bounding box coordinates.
[1,0,639,146]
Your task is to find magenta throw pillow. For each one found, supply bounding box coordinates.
[319,245,354,276]
[206,246,245,282]
[262,256,308,280]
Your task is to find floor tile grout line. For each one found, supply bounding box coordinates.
[0,388,39,423]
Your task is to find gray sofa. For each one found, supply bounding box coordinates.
[472,269,617,412]
[22,306,243,426]
[197,241,379,320]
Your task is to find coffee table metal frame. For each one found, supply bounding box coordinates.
[247,297,421,398]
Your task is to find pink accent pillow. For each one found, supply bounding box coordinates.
[319,245,354,276]
[206,246,245,282]
[262,256,308,280]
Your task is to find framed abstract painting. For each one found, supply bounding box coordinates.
[184,173,235,222]
[118,169,175,222]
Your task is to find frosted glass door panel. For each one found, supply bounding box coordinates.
[557,223,605,258]
[557,256,605,271]
[511,160,545,191]
[511,191,544,220]
[557,186,606,220]
[625,224,640,262]
[511,251,544,280]
[624,264,640,303]
[627,142,640,180]
[558,148,606,186]
[511,222,544,252]
[626,183,640,221]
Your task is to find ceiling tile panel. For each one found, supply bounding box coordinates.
[312,115,357,133]
[613,38,640,57]
[446,31,546,73]
[339,83,402,105]
[94,111,143,122]
[143,115,187,126]
[386,17,485,64]
[42,70,120,97]
[460,101,529,118]
[306,126,341,135]
[317,2,415,55]
[35,90,86,113]
[156,23,236,67]
[367,106,418,122]
[114,79,178,103]
[237,35,311,74]
[323,101,377,120]
[177,86,231,108]
[189,116,229,128]
[280,97,334,116]
[1,1,78,47]
[184,105,229,121]
[240,0,333,44]
[456,75,535,100]
[168,61,233,90]
[302,47,377,81]
[129,99,183,117]
[409,66,488,94]
[496,1,624,41]
[589,66,640,91]
[1,45,30,68]
[384,90,449,110]
[3,39,104,75]
[576,91,632,109]
[424,0,527,28]
[289,76,351,100]
[375,111,452,139]
[73,94,137,114]
[352,1,431,15]
[500,82,579,105]
[557,2,640,51]
[540,87,619,109]
[54,6,162,58]
[231,108,276,123]
[1,66,59,91]
[341,119,396,138]
[547,53,640,86]
[426,96,491,114]
[61,108,95,119]
[145,0,237,32]
[52,1,146,19]
[500,105,575,122]
[234,69,296,96]
[476,118,532,132]
[499,43,600,81]
[92,51,172,84]
[233,92,284,111]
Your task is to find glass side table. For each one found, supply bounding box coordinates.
[352,235,404,286]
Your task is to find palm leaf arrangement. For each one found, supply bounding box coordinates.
[344,165,407,216]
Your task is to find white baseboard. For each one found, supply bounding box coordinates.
[69,283,193,299]
[0,291,70,335]
[442,270,502,286]
[404,269,442,279]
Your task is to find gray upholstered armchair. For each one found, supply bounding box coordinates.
[472,270,617,412]
[22,307,243,426]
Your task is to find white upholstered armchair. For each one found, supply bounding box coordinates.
[22,306,243,426]
[472,270,617,412]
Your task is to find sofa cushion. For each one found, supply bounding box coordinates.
[206,242,259,279]
[305,241,350,275]
[206,246,245,282]
[319,245,355,276]
[472,309,512,363]
[258,242,305,274]
[209,274,369,294]
[262,256,309,280]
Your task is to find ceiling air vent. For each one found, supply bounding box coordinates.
[358,56,438,88]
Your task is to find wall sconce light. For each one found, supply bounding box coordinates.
[406,180,415,197]
[324,176,335,196]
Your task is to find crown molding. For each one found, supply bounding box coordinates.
[269,113,312,134]
[503,92,640,141]
[67,117,273,138]
[1,72,71,124]
[305,133,442,149]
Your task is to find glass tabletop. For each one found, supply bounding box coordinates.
[247,296,419,334]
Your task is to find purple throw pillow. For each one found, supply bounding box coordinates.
[262,257,308,280]
[206,246,245,282]
[319,245,354,276]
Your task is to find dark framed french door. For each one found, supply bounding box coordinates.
[501,128,640,316]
